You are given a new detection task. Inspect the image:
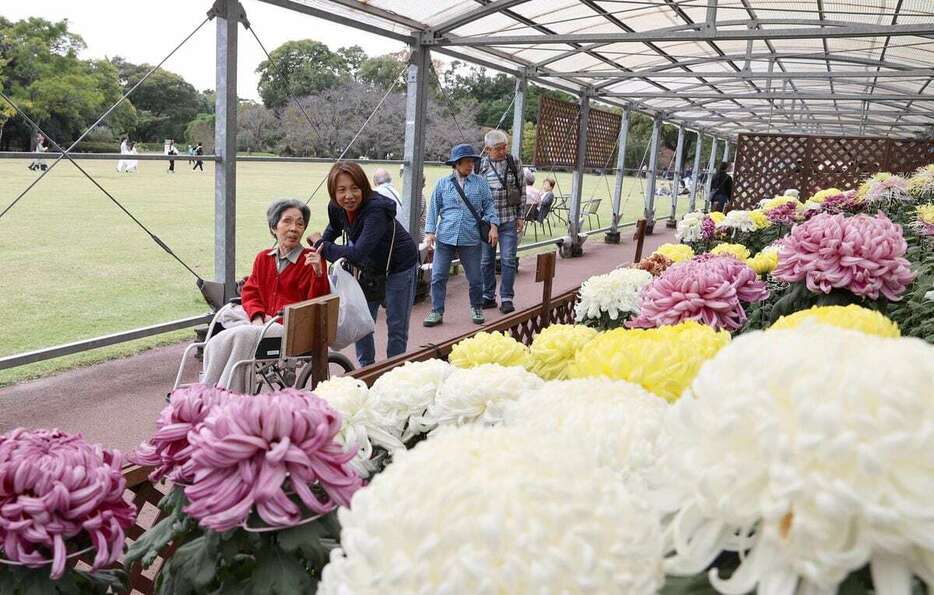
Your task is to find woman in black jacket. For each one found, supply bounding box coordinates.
[308,161,419,367]
[709,162,733,212]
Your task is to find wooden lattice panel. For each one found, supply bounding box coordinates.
[584,107,621,169]
[734,133,934,209]
[534,95,580,168]
[534,95,620,170]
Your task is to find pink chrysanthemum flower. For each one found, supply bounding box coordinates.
[628,255,769,332]
[184,389,362,532]
[766,201,798,225]
[131,384,236,483]
[700,216,716,241]
[773,212,915,301]
[0,429,136,579]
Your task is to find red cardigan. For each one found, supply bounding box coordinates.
[241,248,330,322]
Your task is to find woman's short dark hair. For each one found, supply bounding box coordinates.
[718,162,730,173]
[327,161,372,203]
[267,199,310,235]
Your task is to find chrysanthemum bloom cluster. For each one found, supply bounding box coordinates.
[319,425,665,595]
[448,331,530,369]
[527,324,598,380]
[773,212,915,301]
[574,267,653,324]
[419,364,544,429]
[653,243,695,264]
[807,187,843,203]
[746,246,779,275]
[659,326,934,595]
[676,211,705,242]
[367,359,453,441]
[503,378,668,479]
[634,253,674,277]
[749,209,770,229]
[907,164,934,201]
[716,210,757,233]
[811,188,860,214]
[312,377,405,477]
[771,304,901,338]
[708,211,726,225]
[0,429,136,579]
[783,188,800,199]
[916,203,934,236]
[629,255,769,332]
[568,321,730,402]
[184,389,362,532]
[856,172,910,204]
[132,384,234,482]
[709,242,751,261]
[761,195,800,212]
[765,200,798,225]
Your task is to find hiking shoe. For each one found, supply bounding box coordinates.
[423,311,443,327]
[481,297,498,309]
[470,307,485,325]
[499,301,515,314]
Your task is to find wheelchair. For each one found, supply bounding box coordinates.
[171,280,355,396]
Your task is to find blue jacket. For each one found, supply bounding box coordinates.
[319,192,418,274]
[426,173,499,246]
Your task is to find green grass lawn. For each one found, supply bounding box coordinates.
[0,157,693,385]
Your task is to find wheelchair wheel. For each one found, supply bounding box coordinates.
[295,353,356,390]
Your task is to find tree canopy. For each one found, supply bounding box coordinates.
[110,57,201,142]
[256,40,353,108]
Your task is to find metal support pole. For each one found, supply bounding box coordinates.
[511,73,527,159]
[605,104,631,244]
[666,124,685,228]
[688,130,703,212]
[722,141,730,162]
[401,41,430,244]
[704,138,719,212]
[214,0,240,301]
[562,92,590,258]
[643,113,662,234]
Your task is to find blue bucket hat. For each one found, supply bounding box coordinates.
[445,143,482,166]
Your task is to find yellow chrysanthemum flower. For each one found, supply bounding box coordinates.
[908,165,934,200]
[807,188,842,204]
[448,331,530,369]
[709,243,751,261]
[567,321,730,402]
[761,196,800,212]
[855,172,892,201]
[527,324,599,381]
[771,305,900,338]
[652,243,695,264]
[708,211,726,224]
[749,209,770,229]
[917,203,934,225]
[745,247,779,275]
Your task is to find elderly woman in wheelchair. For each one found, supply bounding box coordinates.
[174,199,340,394]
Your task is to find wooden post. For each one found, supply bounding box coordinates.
[633,219,648,263]
[535,251,557,325]
[282,294,338,390]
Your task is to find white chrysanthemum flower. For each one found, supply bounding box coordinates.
[503,378,668,482]
[320,425,666,595]
[313,376,405,477]
[367,359,453,441]
[574,267,653,324]
[658,326,934,595]
[716,209,757,233]
[419,364,544,430]
[676,211,706,242]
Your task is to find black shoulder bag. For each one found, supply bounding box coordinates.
[450,175,492,245]
[351,220,396,304]
[487,155,523,207]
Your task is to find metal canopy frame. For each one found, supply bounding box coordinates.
[256,0,934,140]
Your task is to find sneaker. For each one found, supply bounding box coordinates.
[423,310,443,327]
[481,297,498,309]
[499,301,515,314]
[470,307,485,325]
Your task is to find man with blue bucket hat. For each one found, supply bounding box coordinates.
[423,144,500,327]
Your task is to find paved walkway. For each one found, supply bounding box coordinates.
[0,229,675,453]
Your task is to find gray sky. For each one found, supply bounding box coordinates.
[1,0,406,101]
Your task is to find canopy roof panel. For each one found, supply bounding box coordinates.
[261,0,934,139]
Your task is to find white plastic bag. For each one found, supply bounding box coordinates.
[329,259,376,349]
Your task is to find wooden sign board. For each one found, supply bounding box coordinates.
[535,251,556,283]
[282,294,339,357]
